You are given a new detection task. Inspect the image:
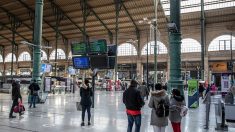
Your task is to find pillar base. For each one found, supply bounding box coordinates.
[167,79,184,94]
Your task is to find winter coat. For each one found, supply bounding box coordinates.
[123,86,145,111]
[12,82,22,100]
[28,82,40,95]
[169,95,185,123]
[148,90,169,127]
[80,84,93,106]
[137,85,149,98]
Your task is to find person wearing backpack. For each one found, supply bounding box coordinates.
[169,89,185,132]
[123,79,145,132]
[28,79,40,108]
[137,81,149,101]
[148,83,169,132]
[80,79,93,126]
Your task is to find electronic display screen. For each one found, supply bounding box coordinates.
[90,55,108,69]
[89,39,107,54]
[108,57,116,69]
[71,42,87,55]
[72,56,90,69]
[108,44,117,56]
[41,64,52,73]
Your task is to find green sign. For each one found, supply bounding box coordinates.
[89,39,107,54]
[188,79,199,108]
[71,42,87,55]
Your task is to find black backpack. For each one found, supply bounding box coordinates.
[155,99,169,117]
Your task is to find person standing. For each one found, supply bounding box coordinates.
[148,83,169,132]
[198,83,205,99]
[137,82,149,100]
[80,79,93,126]
[123,79,145,132]
[9,79,22,118]
[28,80,40,108]
[169,89,185,132]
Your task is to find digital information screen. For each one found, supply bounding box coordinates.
[41,64,52,73]
[89,39,107,54]
[72,56,90,69]
[71,42,87,55]
[90,55,108,69]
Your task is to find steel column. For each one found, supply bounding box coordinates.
[231,33,234,86]
[146,31,149,92]
[168,0,184,94]
[32,0,44,82]
[201,0,205,80]
[80,0,90,42]
[114,0,122,84]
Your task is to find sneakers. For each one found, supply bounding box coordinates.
[88,122,91,126]
[81,122,85,126]
[9,115,16,118]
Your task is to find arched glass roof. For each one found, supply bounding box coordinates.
[208,35,235,51]
[117,43,137,56]
[5,53,16,62]
[49,49,66,60]
[181,38,201,53]
[141,41,167,55]
[18,52,31,61]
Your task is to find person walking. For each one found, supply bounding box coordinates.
[137,82,149,100]
[123,79,145,132]
[169,89,185,132]
[149,83,169,132]
[28,80,40,108]
[80,79,93,126]
[9,79,22,118]
[198,83,205,99]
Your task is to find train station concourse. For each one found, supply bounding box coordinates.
[0,0,235,132]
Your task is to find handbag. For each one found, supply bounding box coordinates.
[76,102,82,111]
[14,101,25,113]
[180,106,188,117]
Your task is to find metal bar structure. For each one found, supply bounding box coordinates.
[17,0,68,41]
[201,0,205,80]
[32,0,44,82]
[153,0,158,85]
[114,0,123,86]
[48,0,88,37]
[0,7,49,43]
[122,4,140,56]
[86,4,113,43]
[80,0,90,42]
[168,0,184,94]
[231,33,234,86]
[146,31,149,93]
[51,3,65,77]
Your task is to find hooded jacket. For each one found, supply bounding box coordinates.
[123,86,145,111]
[148,90,169,127]
[169,95,185,123]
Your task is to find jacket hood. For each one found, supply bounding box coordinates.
[173,95,184,102]
[151,90,166,97]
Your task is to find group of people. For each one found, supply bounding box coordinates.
[123,80,186,132]
[9,79,40,118]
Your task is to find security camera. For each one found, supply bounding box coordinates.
[167,22,178,33]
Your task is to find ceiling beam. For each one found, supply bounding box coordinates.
[0,6,49,43]
[16,0,68,41]
[48,0,88,37]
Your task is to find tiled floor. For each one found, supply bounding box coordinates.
[0,90,234,132]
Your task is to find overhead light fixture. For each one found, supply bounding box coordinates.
[20,41,52,49]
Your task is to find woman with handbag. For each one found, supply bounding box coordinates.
[80,79,93,126]
[169,89,185,132]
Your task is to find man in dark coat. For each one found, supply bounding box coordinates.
[28,79,40,108]
[123,79,145,132]
[9,79,22,118]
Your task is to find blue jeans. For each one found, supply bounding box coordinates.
[29,95,36,108]
[127,114,141,132]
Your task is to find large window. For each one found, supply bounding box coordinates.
[49,49,66,60]
[208,35,235,51]
[18,52,31,61]
[5,53,16,62]
[181,38,201,53]
[41,50,48,60]
[0,55,3,62]
[141,41,167,55]
[117,43,137,56]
